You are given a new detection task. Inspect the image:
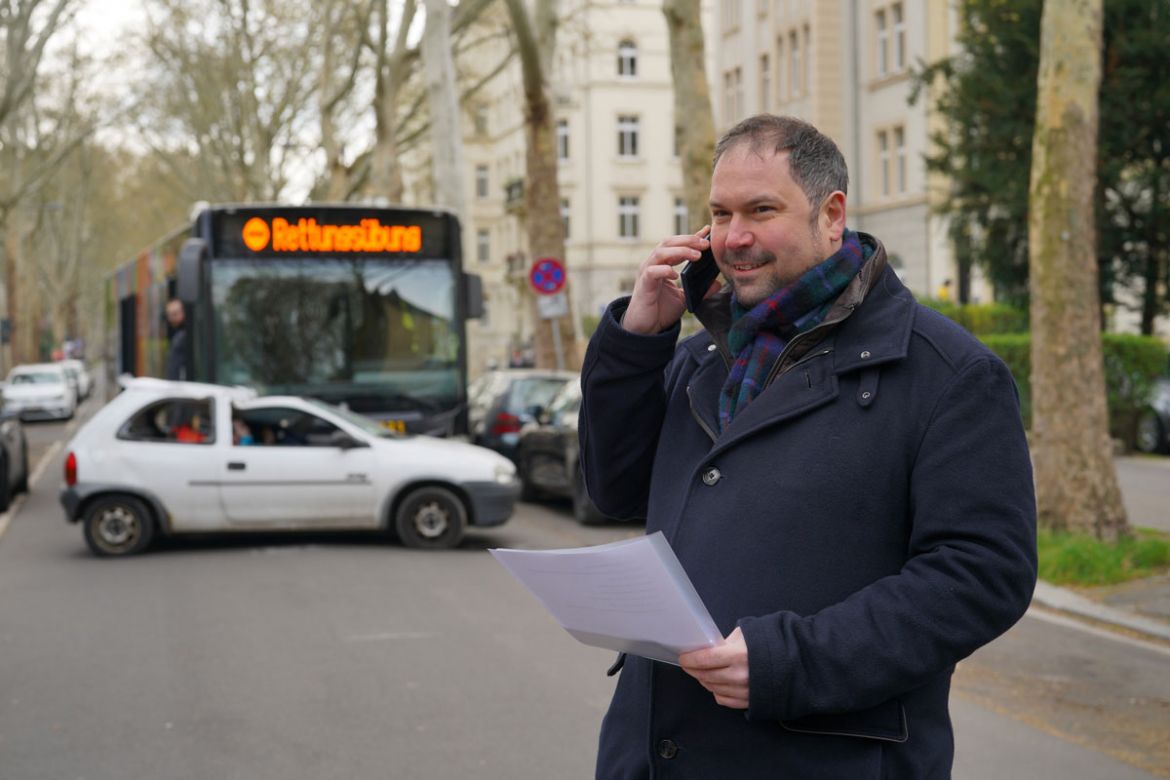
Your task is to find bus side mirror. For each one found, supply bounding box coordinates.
[177,238,208,305]
[464,273,484,319]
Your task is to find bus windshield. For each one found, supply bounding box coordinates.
[209,257,459,413]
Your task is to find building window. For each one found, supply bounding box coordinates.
[475,164,489,199]
[673,197,689,235]
[789,30,800,97]
[875,8,888,78]
[722,0,741,30]
[803,24,811,93]
[560,198,571,239]
[877,129,890,197]
[618,40,638,77]
[473,106,489,135]
[617,115,640,158]
[618,196,640,238]
[892,2,905,72]
[759,54,770,112]
[723,68,743,123]
[894,125,906,193]
[556,119,569,161]
[775,37,785,103]
[476,228,490,263]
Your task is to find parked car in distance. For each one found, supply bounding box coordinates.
[514,380,615,525]
[59,359,93,400]
[0,387,31,511]
[467,369,576,462]
[60,378,519,556]
[1135,377,1170,455]
[4,363,77,421]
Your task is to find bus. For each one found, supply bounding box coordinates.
[107,203,483,436]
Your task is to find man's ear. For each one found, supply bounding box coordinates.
[820,191,847,241]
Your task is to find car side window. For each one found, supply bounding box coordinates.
[237,407,343,447]
[118,398,215,444]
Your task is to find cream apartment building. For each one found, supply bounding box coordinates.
[433,0,716,376]
[713,0,969,300]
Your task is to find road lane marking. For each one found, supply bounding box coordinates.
[343,631,438,642]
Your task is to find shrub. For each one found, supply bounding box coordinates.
[979,333,1169,449]
[1038,528,1170,585]
[920,298,1029,335]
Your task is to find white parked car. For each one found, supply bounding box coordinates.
[60,378,519,556]
[59,359,93,399]
[4,363,77,421]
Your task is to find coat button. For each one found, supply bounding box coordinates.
[707,343,717,352]
[701,467,721,486]
[657,739,678,759]
[860,350,871,359]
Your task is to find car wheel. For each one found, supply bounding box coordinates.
[395,486,467,550]
[519,455,542,502]
[572,472,606,526]
[14,438,29,494]
[82,495,155,557]
[0,459,10,513]
[1135,410,1166,455]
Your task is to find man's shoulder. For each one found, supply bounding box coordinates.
[907,302,1000,374]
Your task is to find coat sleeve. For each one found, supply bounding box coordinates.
[739,355,1038,721]
[578,299,682,520]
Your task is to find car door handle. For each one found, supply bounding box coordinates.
[227,462,246,471]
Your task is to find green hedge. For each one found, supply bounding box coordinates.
[980,332,1169,448]
[920,298,1029,335]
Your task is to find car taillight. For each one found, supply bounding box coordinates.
[490,412,522,435]
[64,451,77,487]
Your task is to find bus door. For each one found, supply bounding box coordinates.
[119,295,137,376]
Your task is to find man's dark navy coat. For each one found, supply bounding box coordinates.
[579,235,1037,779]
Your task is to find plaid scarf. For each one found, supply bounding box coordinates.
[717,229,864,432]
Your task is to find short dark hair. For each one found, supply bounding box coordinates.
[713,114,849,213]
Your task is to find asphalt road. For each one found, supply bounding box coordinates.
[0,412,1166,779]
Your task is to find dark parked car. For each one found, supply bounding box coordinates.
[0,387,31,512]
[1135,377,1170,455]
[467,369,576,462]
[514,380,615,525]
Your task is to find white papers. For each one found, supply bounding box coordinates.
[489,532,723,665]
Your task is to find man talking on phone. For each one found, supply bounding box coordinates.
[579,114,1036,778]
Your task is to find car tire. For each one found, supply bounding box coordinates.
[572,471,606,526]
[14,438,29,494]
[0,458,10,513]
[395,486,467,550]
[82,494,155,557]
[1135,409,1167,455]
[518,455,542,502]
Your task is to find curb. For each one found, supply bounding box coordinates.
[1031,580,1170,642]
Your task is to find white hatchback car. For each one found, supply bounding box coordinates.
[4,363,77,421]
[60,378,519,556]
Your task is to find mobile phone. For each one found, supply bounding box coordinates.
[680,247,719,313]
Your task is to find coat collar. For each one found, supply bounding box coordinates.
[680,234,917,445]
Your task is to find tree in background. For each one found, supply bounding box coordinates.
[663,0,716,235]
[502,0,579,370]
[913,0,1170,332]
[1029,0,1127,540]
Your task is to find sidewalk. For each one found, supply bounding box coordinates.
[1031,575,1170,643]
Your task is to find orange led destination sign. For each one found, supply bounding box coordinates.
[241,216,423,254]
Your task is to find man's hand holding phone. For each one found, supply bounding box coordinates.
[622,227,721,335]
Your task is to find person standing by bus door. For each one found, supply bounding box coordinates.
[165,299,189,381]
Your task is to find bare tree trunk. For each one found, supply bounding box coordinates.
[663,0,716,233]
[1028,0,1127,540]
[503,0,578,370]
[422,0,466,220]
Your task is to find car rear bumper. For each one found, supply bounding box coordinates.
[59,486,82,521]
[462,480,519,527]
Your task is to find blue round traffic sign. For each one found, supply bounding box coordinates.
[529,257,566,295]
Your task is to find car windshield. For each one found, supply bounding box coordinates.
[10,372,60,385]
[508,377,571,412]
[305,398,404,438]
